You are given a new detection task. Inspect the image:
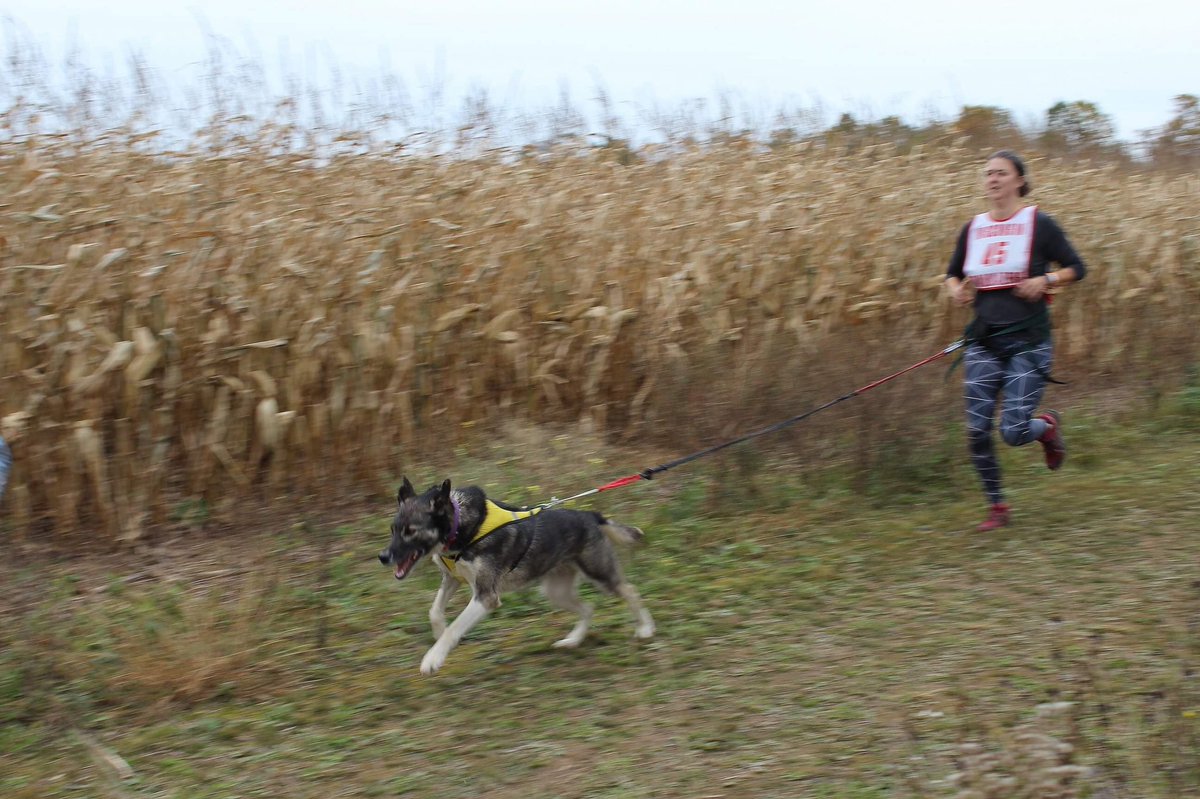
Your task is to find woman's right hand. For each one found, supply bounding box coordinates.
[946,278,974,306]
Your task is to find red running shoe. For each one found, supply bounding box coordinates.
[977,503,1010,533]
[1037,410,1066,471]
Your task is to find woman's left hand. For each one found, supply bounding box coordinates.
[1013,275,1051,301]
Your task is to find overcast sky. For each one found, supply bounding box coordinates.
[6,0,1198,141]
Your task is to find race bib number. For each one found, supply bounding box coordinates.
[963,206,1036,290]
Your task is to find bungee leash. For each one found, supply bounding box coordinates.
[538,338,966,510]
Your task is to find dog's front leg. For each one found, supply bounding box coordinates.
[420,593,498,675]
[429,572,461,639]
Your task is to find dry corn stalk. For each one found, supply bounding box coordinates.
[1,129,1197,543]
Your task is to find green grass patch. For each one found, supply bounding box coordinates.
[2,405,1199,797]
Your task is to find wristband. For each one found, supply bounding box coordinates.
[1045,272,1059,285]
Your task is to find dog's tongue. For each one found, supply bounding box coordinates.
[394,551,420,580]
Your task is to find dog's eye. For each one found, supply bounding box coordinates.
[401,528,415,540]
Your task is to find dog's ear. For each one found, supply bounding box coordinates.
[433,479,452,510]
[397,476,416,504]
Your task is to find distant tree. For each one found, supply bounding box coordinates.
[952,105,1025,150]
[871,115,913,138]
[819,112,861,150]
[820,113,928,153]
[1146,94,1200,166]
[1039,100,1118,156]
[767,125,800,151]
[832,112,859,136]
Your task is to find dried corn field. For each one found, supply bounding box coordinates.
[1,132,1198,544]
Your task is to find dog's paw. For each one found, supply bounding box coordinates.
[635,621,655,640]
[553,635,584,649]
[430,624,446,640]
[420,647,446,675]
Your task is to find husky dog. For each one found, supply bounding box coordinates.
[379,477,655,675]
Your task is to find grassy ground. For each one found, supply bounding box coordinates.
[2,405,1198,798]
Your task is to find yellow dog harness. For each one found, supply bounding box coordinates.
[438,499,542,578]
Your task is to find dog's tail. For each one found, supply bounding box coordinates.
[598,517,645,547]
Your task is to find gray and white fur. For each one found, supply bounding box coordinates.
[378,477,655,675]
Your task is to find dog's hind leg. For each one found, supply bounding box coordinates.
[429,571,461,640]
[420,592,497,676]
[543,568,592,649]
[578,551,655,641]
[616,581,655,640]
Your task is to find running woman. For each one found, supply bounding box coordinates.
[944,150,1086,532]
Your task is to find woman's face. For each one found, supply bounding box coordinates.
[983,157,1024,204]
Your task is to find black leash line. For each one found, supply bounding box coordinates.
[540,339,965,509]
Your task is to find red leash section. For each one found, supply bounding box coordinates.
[539,339,965,509]
[539,473,646,509]
[852,342,964,394]
[597,474,645,491]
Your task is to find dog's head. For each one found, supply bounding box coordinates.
[378,476,454,580]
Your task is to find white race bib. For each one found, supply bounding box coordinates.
[963,205,1037,290]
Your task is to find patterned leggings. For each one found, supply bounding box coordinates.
[963,342,1053,505]
[0,435,10,502]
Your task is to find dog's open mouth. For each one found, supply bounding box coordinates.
[393,550,422,580]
